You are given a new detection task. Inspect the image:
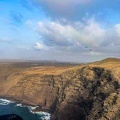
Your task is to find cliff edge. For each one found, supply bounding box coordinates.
[0,59,120,120]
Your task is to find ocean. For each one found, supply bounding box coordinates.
[0,99,50,120]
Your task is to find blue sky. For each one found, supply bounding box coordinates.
[0,0,120,62]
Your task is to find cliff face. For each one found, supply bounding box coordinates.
[52,67,120,120]
[0,60,120,120]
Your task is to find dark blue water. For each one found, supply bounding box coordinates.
[0,99,50,120]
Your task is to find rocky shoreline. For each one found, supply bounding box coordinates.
[0,98,51,120]
[0,96,52,114]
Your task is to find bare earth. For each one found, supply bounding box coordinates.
[0,58,120,120]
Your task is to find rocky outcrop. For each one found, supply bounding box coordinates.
[51,66,120,120]
[0,114,23,120]
[0,60,120,120]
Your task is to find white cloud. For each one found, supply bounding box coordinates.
[38,0,91,9]
[33,0,92,18]
[34,42,48,50]
[36,19,106,48]
[32,0,120,21]
[34,19,120,55]
[114,24,120,37]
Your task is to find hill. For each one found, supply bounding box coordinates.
[94,57,120,64]
[101,57,120,62]
[0,59,120,120]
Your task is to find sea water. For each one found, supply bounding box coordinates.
[0,99,50,120]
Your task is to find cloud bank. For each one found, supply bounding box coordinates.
[32,0,92,19]
[34,19,120,54]
[29,0,120,59]
[31,0,120,21]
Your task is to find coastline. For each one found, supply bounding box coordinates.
[0,96,52,113]
[0,97,51,120]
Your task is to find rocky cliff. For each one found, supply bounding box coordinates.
[0,59,120,120]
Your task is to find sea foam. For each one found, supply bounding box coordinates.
[33,111,51,120]
[0,99,14,105]
[0,98,51,120]
[28,106,51,120]
[15,103,51,120]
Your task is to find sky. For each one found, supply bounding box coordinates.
[0,0,120,63]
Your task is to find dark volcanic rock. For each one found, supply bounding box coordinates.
[0,114,23,120]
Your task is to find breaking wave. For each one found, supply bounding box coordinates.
[0,99,14,105]
[0,98,51,120]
